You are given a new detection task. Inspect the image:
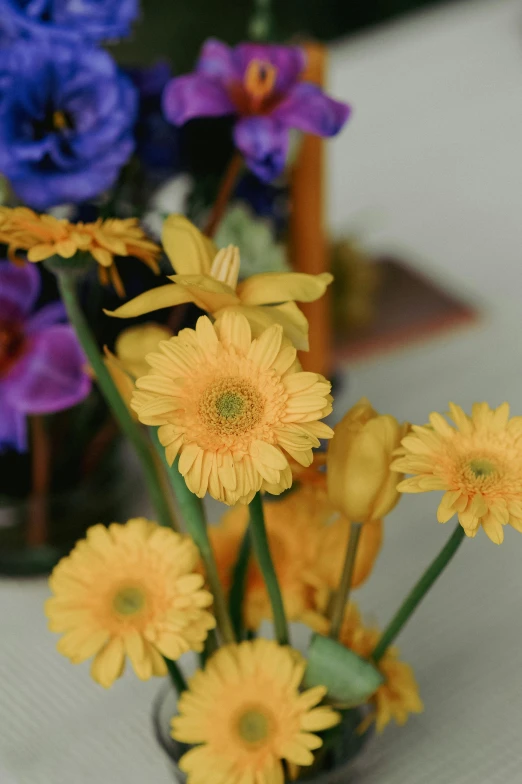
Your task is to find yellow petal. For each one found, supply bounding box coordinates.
[168,274,240,311]
[436,490,461,523]
[115,323,173,378]
[482,516,505,544]
[90,637,125,688]
[214,301,309,351]
[104,283,193,319]
[237,271,333,306]
[27,244,56,262]
[162,214,216,275]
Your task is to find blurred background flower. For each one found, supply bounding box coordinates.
[0,0,139,43]
[0,260,91,451]
[214,203,288,277]
[0,41,138,209]
[126,61,182,181]
[162,38,350,181]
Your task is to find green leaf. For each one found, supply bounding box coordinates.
[304,634,384,708]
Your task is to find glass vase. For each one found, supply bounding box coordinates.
[0,392,146,576]
[152,683,372,784]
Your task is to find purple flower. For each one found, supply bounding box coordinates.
[0,40,138,209]
[0,0,138,43]
[0,261,91,452]
[162,39,351,182]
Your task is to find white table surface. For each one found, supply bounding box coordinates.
[3,1,522,781]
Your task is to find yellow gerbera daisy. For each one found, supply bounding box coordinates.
[339,605,423,733]
[210,486,332,630]
[0,206,160,296]
[171,639,341,784]
[210,485,382,630]
[131,311,333,504]
[45,518,216,688]
[392,402,522,544]
[106,214,333,350]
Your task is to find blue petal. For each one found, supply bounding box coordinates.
[233,116,289,182]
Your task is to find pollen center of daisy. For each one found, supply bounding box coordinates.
[236,707,273,745]
[468,458,497,478]
[113,586,146,617]
[199,377,264,435]
[216,392,245,419]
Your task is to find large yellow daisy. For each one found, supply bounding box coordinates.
[171,640,340,784]
[105,214,332,350]
[131,312,333,505]
[0,207,160,296]
[339,605,423,733]
[392,402,522,544]
[45,518,216,688]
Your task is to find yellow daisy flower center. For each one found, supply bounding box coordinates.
[235,705,274,746]
[466,458,497,479]
[112,585,147,617]
[199,377,264,436]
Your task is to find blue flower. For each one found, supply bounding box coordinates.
[0,0,138,43]
[126,62,181,177]
[0,40,138,209]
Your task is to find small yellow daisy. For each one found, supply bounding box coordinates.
[339,605,423,734]
[171,639,341,784]
[131,311,334,505]
[45,518,216,688]
[0,207,160,296]
[392,402,522,543]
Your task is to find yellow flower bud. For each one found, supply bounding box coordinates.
[327,397,409,522]
[103,323,173,416]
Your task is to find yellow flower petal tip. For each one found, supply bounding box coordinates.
[171,639,340,784]
[327,398,409,522]
[131,312,333,505]
[162,213,217,276]
[46,519,215,688]
[396,401,522,543]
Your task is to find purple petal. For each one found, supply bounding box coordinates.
[0,261,41,321]
[162,74,234,126]
[25,301,67,334]
[272,83,351,137]
[197,38,238,83]
[233,116,289,182]
[0,386,27,452]
[233,43,306,93]
[5,325,91,414]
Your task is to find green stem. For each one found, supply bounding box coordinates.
[372,523,466,663]
[55,269,176,531]
[248,0,276,41]
[151,432,236,646]
[248,492,289,646]
[328,522,362,640]
[164,657,188,695]
[229,529,252,640]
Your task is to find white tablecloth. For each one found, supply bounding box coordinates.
[3,1,522,781]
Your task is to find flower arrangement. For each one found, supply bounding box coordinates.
[0,1,516,781]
